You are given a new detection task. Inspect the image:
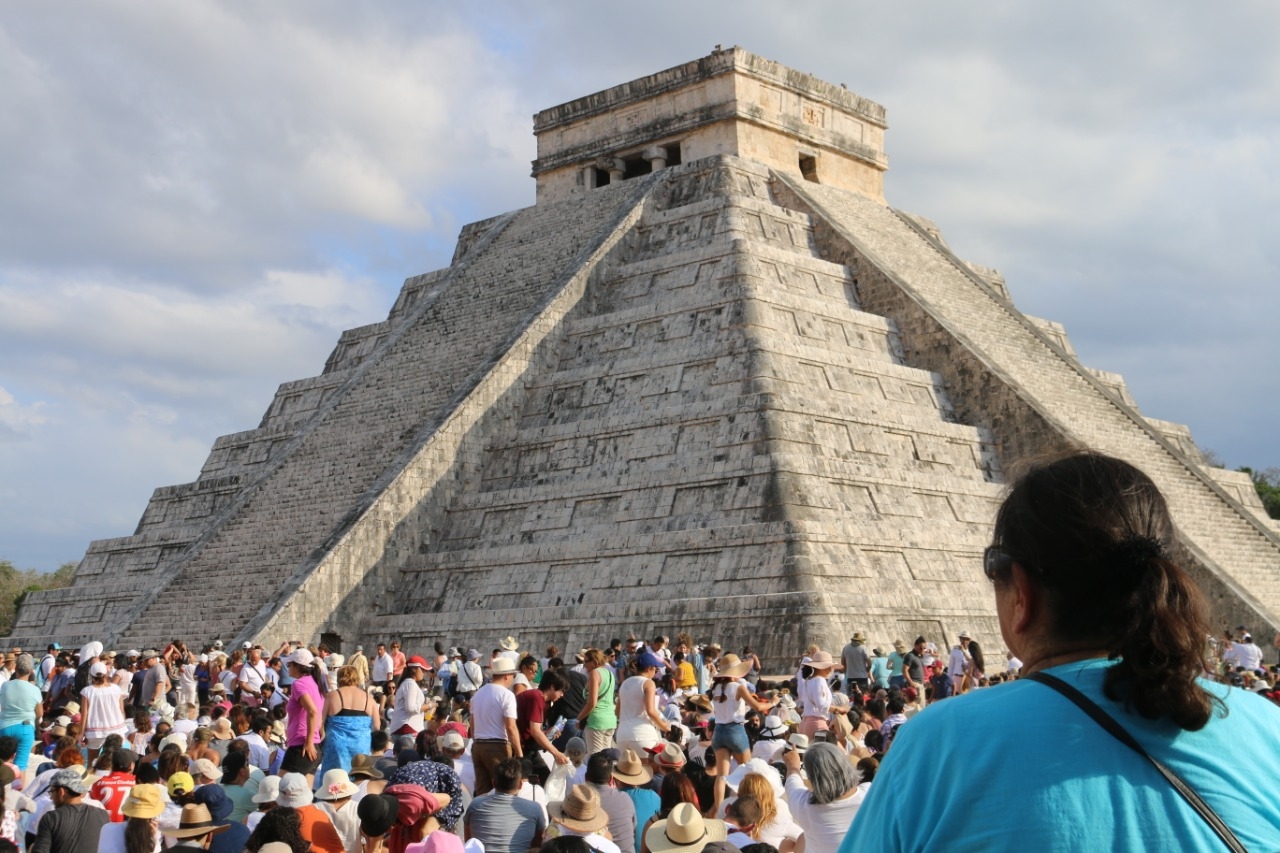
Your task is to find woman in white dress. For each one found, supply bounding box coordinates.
[615,652,671,753]
[80,661,127,761]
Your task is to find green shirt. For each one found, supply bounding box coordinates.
[585,667,617,729]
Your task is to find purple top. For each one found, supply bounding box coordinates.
[285,674,322,747]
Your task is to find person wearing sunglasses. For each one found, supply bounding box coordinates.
[839,451,1280,852]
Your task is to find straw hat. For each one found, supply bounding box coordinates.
[122,784,166,819]
[315,768,360,801]
[851,632,866,643]
[647,742,687,771]
[500,636,520,652]
[807,650,835,672]
[787,733,810,753]
[548,785,610,833]
[210,718,234,741]
[161,803,230,839]
[490,657,517,675]
[683,695,712,714]
[350,753,384,781]
[715,654,752,679]
[612,749,653,786]
[892,639,907,653]
[645,802,728,853]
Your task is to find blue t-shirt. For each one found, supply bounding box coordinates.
[869,657,890,689]
[0,679,42,728]
[839,658,1280,852]
[623,786,660,853]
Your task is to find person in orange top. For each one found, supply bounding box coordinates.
[278,772,346,853]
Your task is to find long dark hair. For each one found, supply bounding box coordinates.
[124,817,157,853]
[990,451,1219,730]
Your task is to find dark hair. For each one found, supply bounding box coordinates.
[246,807,307,852]
[990,451,1219,730]
[540,837,593,853]
[538,669,566,693]
[0,737,15,763]
[124,817,156,853]
[856,755,879,783]
[494,757,522,792]
[111,748,134,773]
[135,762,160,784]
[658,770,699,817]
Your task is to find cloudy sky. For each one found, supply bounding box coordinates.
[2,2,1277,570]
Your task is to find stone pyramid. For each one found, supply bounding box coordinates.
[13,48,1278,665]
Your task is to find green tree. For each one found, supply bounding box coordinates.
[1238,467,1280,520]
[0,559,78,636]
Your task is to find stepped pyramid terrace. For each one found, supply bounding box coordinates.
[13,48,1279,665]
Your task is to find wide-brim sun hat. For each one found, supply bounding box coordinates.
[684,694,712,714]
[760,715,787,738]
[405,655,431,670]
[612,749,653,786]
[715,653,752,679]
[549,784,610,833]
[350,754,384,780]
[500,636,520,651]
[647,741,686,770]
[893,639,907,653]
[807,650,835,672]
[646,802,728,853]
[490,657,517,675]
[315,768,360,801]
[161,803,230,839]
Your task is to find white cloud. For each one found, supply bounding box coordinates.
[1,0,1278,570]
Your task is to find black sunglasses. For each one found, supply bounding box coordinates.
[982,546,1016,580]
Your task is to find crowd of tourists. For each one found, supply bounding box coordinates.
[0,451,1278,852]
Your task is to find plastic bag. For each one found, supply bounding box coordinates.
[544,761,575,804]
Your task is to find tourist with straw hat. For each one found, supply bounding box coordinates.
[797,650,836,741]
[160,802,229,851]
[549,784,618,852]
[708,653,779,808]
[644,802,728,853]
[614,749,659,853]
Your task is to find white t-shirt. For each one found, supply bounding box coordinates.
[784,771,864,851]
[372,653,394,682]
[471,683,516,740]
[452,754,476,794]
[1238,643,1264,671]
[948,647,968,676]
[389,678,426,733]
[240,660,268,700]
[96,821,162,853]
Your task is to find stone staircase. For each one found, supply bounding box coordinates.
[777,175,1280,631]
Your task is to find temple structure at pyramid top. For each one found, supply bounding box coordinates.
[531,47,889,204]
[10,49,1278,663]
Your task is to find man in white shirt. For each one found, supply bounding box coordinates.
[240,715,276,771]
[947,645,968,692]
[371,643,395,707]
[239,646,269,708]
[1237,634,1264,672]
[470,657,522,796]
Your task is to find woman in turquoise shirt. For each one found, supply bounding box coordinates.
[840,452,1280,852]
[0,654,43,770]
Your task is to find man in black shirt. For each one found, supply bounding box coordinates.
[31,768,109,853]
[545,657,586,750]
[901,636,927,709]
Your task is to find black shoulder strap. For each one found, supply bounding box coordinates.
[1027,671,1247,853]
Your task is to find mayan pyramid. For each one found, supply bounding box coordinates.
[13,48,1279,665]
